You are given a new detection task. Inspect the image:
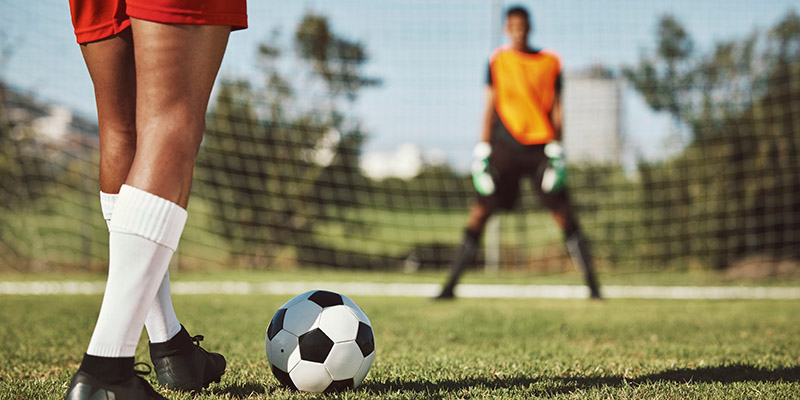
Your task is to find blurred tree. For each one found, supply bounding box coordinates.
[365,164,471,209]
[624,11,800,268]
[0,83,60,269]
[294,14,381,101]
[195,13,380,267]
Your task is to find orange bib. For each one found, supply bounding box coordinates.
[490,46,561,145]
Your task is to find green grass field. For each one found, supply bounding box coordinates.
[2,280,799,399]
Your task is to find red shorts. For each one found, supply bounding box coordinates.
[69,0,247,44]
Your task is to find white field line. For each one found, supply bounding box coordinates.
[1,281,800,300]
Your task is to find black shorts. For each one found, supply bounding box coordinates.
[477,125,570,211]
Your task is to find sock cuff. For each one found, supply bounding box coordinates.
[109,185,188,251]
[79,354,135,384]
[149,325,192,358]
[100,191,119,222]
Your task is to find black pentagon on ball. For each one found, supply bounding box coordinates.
[267,308,287,340]
[298,328,334,363]
[270,364,297,391]
[355,322,375,356]
[324,378,355,393]
[308,290,344,308]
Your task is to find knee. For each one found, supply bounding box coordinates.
[168,131,204,168]
[139,115,205,161]
[468,203,493,230]
[101,127,137,155]
[553,208,580,238]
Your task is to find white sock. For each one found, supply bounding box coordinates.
[99,191,117,228]
[87,185,187,357]
[100,191,182,344]
[145,269,182,343]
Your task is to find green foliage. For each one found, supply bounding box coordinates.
[0,86,53,207]
[366,164,472,209]
[568,164,647,268]
[623,15,695,116]
[0,84,98,270]
[195,12,380,267]
[294,13,381,101]
[623,11,800,268]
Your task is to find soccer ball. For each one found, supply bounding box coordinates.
[265,290,375,393]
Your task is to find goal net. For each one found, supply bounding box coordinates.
[1,0,798,274]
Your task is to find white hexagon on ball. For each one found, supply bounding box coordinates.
[290,360,333,393]
[318,305,359,343]
[278,290,314,309]
[353,351,375,387]
[266,329,300,373]
[324,341,365,380]
[282,300,322,335]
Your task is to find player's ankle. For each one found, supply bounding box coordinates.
[149,325,194,357]
[78,354,135,385]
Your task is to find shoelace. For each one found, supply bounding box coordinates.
[191,334,214,357]
[133,362,153,376]
[132,362,166,399]
[191,335,205,346]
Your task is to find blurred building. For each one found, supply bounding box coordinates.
[1,82,99,163]
[562,69,623,164]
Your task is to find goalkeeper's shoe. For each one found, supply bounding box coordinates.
[65,366,167,400]
[149,326,226,392]
[434,288,455,300]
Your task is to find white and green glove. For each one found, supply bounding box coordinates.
[541,141,566,193]
[471,142,495,196]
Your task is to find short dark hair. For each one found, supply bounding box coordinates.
[505,6,530,24]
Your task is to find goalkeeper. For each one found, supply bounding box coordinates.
[436,5,601,300]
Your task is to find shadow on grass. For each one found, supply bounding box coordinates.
[628,364,800,385]
[551,364,800,395]
[361,364,800,398]
[208,382,268,398]
[361,375,543,399]
[201,364,800,399]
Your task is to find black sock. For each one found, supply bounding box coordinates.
[464,227,482,244]
[78,354,134,385]
[439,228,482,296]
[149,325,192,358]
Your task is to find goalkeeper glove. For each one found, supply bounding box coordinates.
[541,141,566,193]
[471,142,495,196]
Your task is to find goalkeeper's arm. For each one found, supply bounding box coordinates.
[549,74,564,142]
[480,85,497,143]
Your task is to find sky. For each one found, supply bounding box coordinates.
[1,0,797,172]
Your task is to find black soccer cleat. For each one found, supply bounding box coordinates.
[149,326,226,392]
[65,369,167,400]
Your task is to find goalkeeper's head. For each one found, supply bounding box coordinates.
[504,6,532,50]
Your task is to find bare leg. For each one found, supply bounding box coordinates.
[75,17,231,384]
[68,16,233,399]
[126,18,230,207]
[78,26,184,344]
[78,29,136,193]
